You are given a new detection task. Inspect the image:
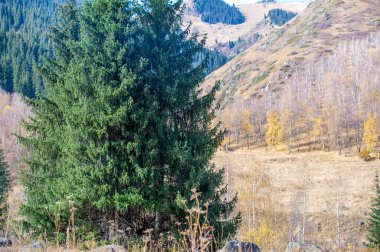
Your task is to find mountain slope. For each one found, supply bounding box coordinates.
[193,0,245,25]
[184,1,307,49]
[206,1,380,249]
[202,0,380,104]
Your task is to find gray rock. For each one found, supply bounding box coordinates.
[286,242,300,252]
[21,242,45,252]
[0,237,12,247]
[361,241,369,248]
[219,240,260,252]
[358,220,366,226]
[91,245,126,252]
[285,242,326,252]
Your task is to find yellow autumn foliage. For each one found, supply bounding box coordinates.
[242,109,253,133]
[363,114,378,153]
[265,110,283,146]
[241,219,276,250]
[2,105,10,114]
[220,136,228,149]
[313,116,323,138]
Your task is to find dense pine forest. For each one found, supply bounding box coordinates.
[267,8,297,26]
[193,0,245,25]
[0,0,228,98]
[0,0,56,97]
[206,49,229,75]
[196,49,229,76]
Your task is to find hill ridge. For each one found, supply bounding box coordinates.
[202,0,380,105]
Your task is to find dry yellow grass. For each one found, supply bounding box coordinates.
[214,147,379,250]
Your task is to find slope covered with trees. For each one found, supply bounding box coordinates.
[203,0,380,116]
[267,8,296,26]
[19,0,238,243]
[218,33,380,155]
[193,0,245,25]
[206,49,229,75]
[0,0,229,98]
[195,49,229,76]
[0,0,56,97]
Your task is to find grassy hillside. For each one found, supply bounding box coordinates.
[184,1,307,49]
[202,0,380,103]
[204,0,380,250]
[215,147,378,250]
[205,0,380,158]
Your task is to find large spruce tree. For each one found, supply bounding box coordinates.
[20,0,239,243]
[368,172,380,247]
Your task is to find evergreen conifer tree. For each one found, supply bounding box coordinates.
[20,0,239,243]
[368,172,380,247]
[135,0,239,238]
[0,145,10,228]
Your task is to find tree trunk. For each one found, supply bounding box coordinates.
[154,212,163,240]
[114,209,119,241]
[247,132,250,149]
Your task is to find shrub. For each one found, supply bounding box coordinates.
[360,150,371,160]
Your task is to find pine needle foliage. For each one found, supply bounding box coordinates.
[369,172,380,247]
[0,146,10,229]
[19,0,239,243]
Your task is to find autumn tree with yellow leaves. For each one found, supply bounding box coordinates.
[363,115,378,153]
[312,116,326,150]
[265,110,283,147]
[242,108,254,148]
[218,34,380,153]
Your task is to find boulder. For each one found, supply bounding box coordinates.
[357,220,366,227]
[91,245,126,252]
[21,242,45,252]
[0,237,12,247]
[361,241,369,248]
[219,240,260,252]
[285,242,325,252]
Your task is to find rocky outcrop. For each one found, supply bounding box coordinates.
[21,242,45,252]
[0,237,12,247]
[219,240,260,252]
[285,242,326,252]
[90,245,126,252]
